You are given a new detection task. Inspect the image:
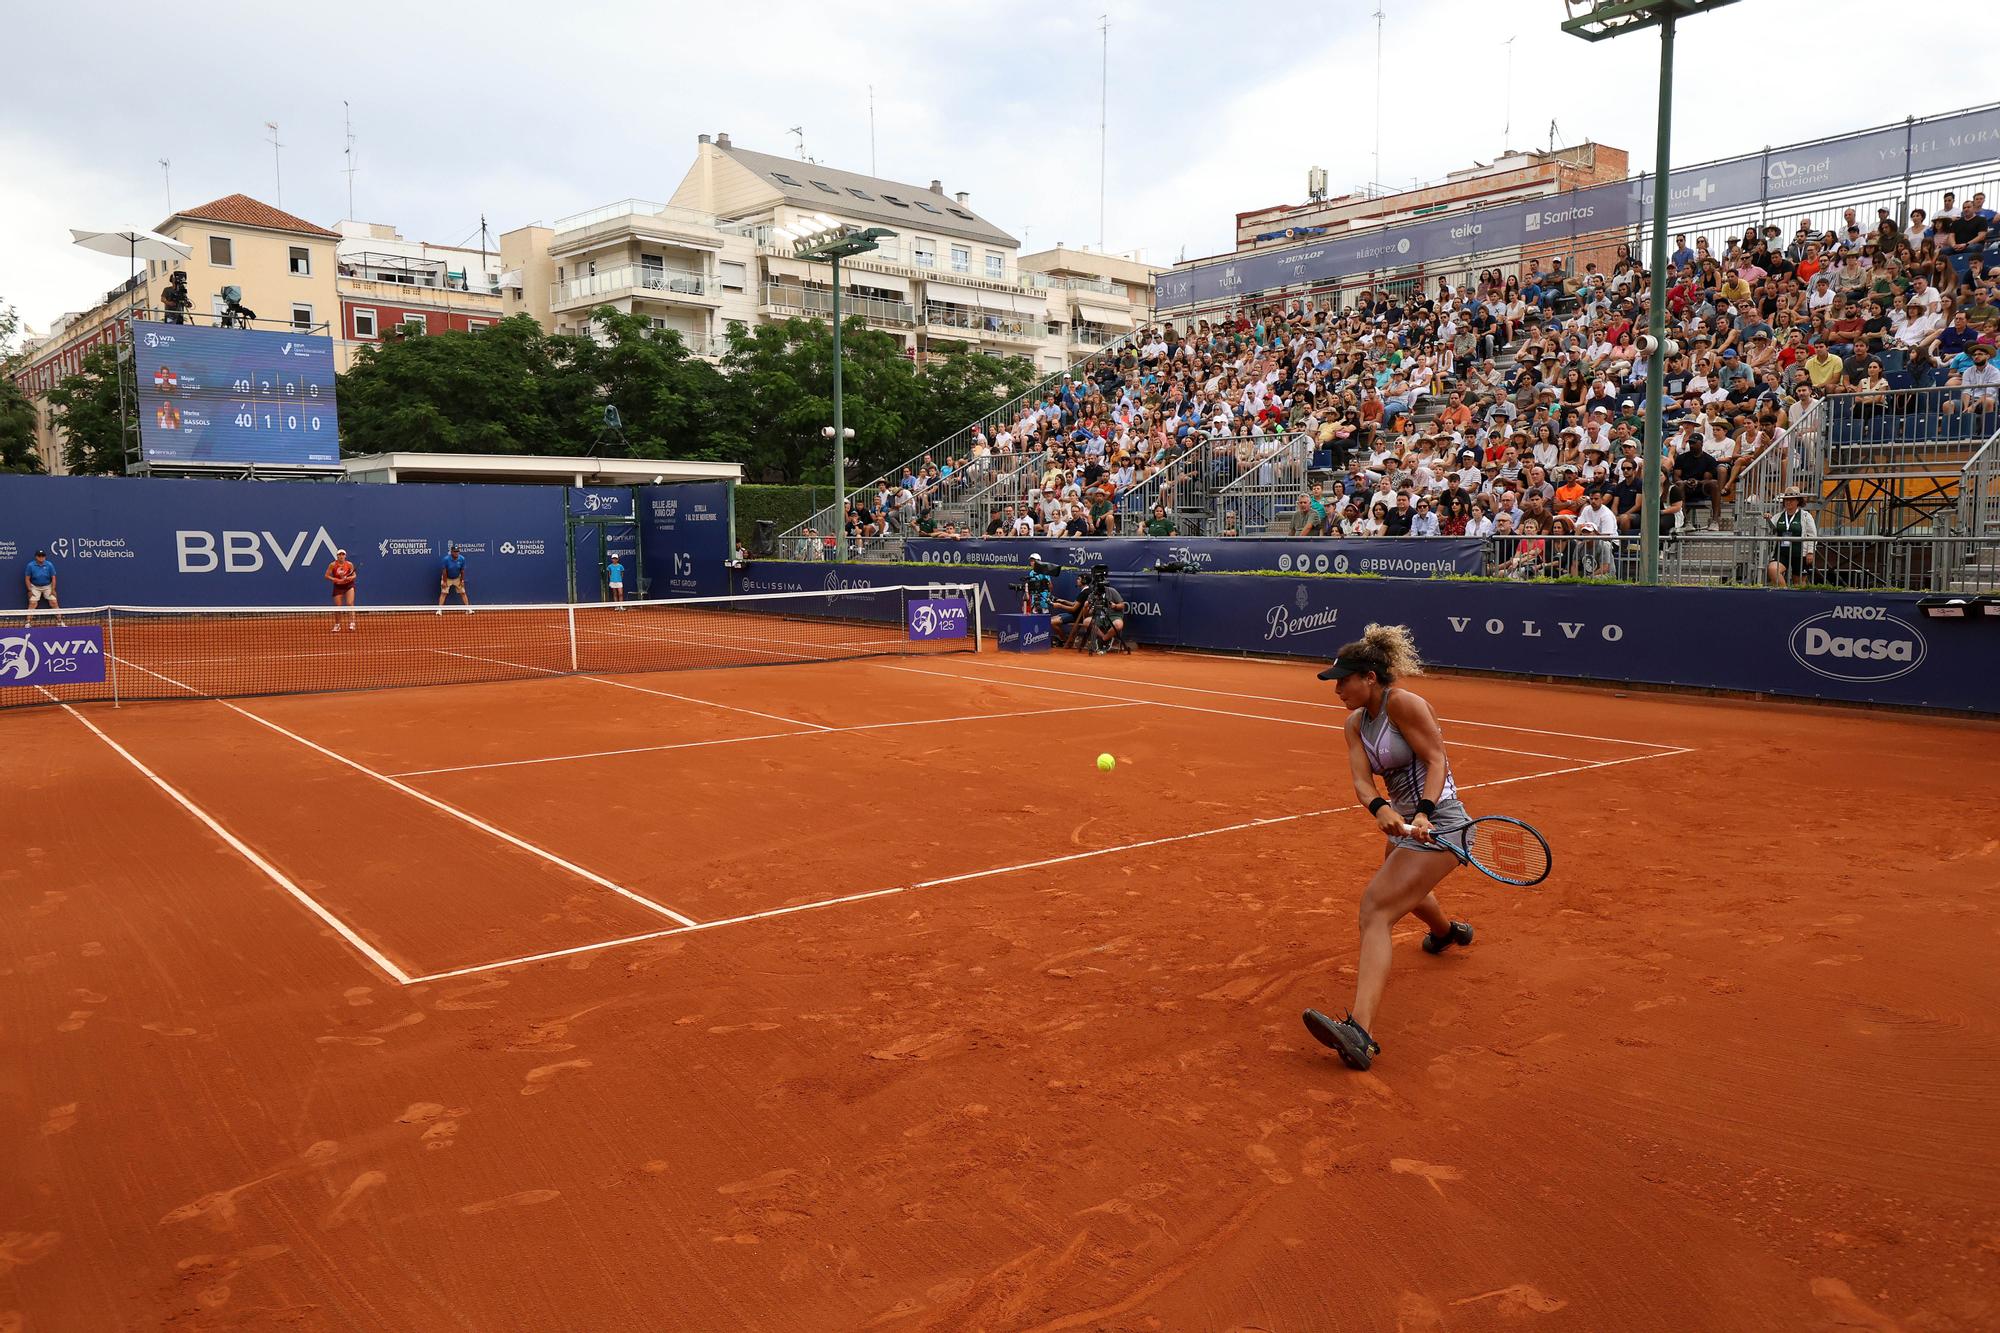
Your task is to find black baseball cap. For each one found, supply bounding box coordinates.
[1317,654,1369,681]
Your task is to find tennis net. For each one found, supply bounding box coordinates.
[0,584,981,709]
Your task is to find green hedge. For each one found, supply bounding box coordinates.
[732,485,825,549]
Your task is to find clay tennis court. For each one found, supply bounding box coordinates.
[5,628,1996,1330]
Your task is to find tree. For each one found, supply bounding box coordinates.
[336,314,596,456]
[45,343,129,475]
[561,310,728,460]
[0,376,41,473]
[906,345,1037,454]
[709,316,923,483]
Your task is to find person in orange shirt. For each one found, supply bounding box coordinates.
[1433,390,1473,434]
[1552,467,1587,517]
[324,548,359,632]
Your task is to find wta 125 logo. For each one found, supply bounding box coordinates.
[0,627,107,686]
[1788,607,1927,682]
[907,598,969,641]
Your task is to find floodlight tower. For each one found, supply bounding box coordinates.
[1561,0,1739,583]
[769,216,896,562]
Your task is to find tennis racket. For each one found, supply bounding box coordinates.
[1404,815,1552,887]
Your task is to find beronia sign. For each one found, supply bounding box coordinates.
[734,562,1989,715]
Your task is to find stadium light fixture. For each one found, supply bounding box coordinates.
[1561,0,1738,585]
[787,221,896,562]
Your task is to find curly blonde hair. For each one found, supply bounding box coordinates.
[1334,623,1424,683]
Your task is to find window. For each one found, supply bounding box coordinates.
[401,314,428,336]
[846,187,875,201]
[914,200,942,214]
[913,238,936,269]
[773,172,803,187]
[290,303,314,331]
[209,235,234,266]
[465,319,489,332]
[289,246,311,276]
[950,245,971,273]
[985,252,1004,279]
[948,208,976,222]
[719,260,747,290]
[881,194,907,207]
[352,308,378,339]
[811,180,840,195]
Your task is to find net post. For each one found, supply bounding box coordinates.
[967,582,983,652]
[567,604,579,673]
[107,606,121,707]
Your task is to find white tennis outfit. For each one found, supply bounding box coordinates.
[1357,689,1469,853]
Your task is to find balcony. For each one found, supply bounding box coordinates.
[760,283,917,328]
[1027,273,1118,296]
[550,199,721,256]
[551,264,717,312]
[338,251,500,294]
[923,302,1040,343]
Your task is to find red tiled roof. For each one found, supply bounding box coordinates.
[172,194,341,239]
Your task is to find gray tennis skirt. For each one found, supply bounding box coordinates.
[1386,797,1470,854]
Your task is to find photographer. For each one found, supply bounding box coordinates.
[1076,564,1130,655]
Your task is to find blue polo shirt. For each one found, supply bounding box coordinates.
[606,560,625,585]
[441,553,466,578]
[25,557,55,587]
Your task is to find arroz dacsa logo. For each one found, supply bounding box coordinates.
[1788,607,1927,683]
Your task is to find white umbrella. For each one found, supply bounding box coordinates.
[69,227,193,309]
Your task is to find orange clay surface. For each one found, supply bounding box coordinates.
[4,648,1996,1331]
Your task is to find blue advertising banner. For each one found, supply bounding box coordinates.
[903,537,1483,578]
[736,561,1990,714]
[1159,104,2000,310]
[0,625,107,685]
[638,482,733,599]
[569,487,635,518]
[996,614,1053,652]
[906,598,971,641]
[0,475,568,608]
[130,321,340,466]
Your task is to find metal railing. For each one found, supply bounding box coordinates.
[1209,433,1320,534]
[551,263,710,307]
[1730,397,1828,532]
[760,283,917,327]
[1475,530,2000,591]
[922,302,1039,340]
[957,450,1057,535]
[1822,386,2000,477]
[1959,426,2000,538]
[551,199,718,240]
[1027,273,1119,295]
[777,327,1143,549]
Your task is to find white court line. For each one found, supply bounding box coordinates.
[953,657,1686,750]
[400,743,1695,985]
[44,689,412,985]
[391,700,1151,778]
[112,654,699,928]
[430,646,830,732]
[876,661,1593,763]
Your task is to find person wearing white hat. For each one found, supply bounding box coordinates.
[1766,489,1818,587]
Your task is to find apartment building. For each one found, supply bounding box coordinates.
[501,133,1157,374]
[335,221,507,349]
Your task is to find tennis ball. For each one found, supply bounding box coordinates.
[1097,753,1116,773]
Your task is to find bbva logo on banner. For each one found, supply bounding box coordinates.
[178,527,340,573]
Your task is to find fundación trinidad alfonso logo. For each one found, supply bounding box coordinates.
[0,633,42,681]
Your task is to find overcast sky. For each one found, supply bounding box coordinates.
[4,0,1993,338]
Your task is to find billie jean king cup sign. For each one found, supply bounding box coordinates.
[0,626,108,686]
[907,598,970,641]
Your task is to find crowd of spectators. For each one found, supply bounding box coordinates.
[804,186,1997,561]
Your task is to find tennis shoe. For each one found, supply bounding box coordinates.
[1421,920,1475,955]
[1302,1009,1378,1070]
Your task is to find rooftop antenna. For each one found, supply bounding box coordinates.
[1099,13,1110,250]
[265,121,284,206]
[158,157,172,214]
[1372,3,1385,196]
[1502,35,1517,153]
[343,101,358,219]
[788,125,810,163]
[868,86,877,176]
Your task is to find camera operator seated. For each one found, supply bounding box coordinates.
[1077,565,1131,655]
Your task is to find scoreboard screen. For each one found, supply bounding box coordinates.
[131,321,340,467]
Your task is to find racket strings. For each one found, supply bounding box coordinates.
[1479,825,1551,881]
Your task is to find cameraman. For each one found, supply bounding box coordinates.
[1077,564,1129,655]
[1021,554,1056,616]
[161,270,192,324]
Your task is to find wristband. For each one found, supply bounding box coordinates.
[1415,799,1437,818]
[1367,797,1389,815]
